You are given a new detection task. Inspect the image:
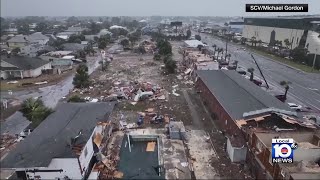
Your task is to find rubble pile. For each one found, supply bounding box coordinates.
[0,134,18,155]
[72,79,169,104]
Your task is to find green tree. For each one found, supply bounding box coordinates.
[73,64,90,88]
[18,23,30,35]
[247,68,255,81]
[195,34,201,41]
[128,32,140,46]
[157,39,172,55]
[20,98,53,127]
[186,29,191,39]
[120,38,130,48]
[153,53,161,61]
[68,34,85,43]
[89,21,102,34]
[280,81,291,99]
[165,58,177,73]
[291,47,308,63]
[1,17,9,34]
[35,22,48,32]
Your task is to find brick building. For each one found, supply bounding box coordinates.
[195,70,296,162]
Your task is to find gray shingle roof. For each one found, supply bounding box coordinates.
[28,32,49,41]
[196,70,292,120]
[0,112,31,136]
[62,43,85,51]
[66,27,87,32]
[7,35,28,43]
[1,56,50,71]
[1,102,116,168]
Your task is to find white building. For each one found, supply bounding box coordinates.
[1,56,52,79]
[1,102,115,180]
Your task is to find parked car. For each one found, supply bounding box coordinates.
[288,103,303,111]
[237,68,247,75]
[252,79,263,86]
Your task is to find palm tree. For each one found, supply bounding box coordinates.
[251,36,256,46]
[280,81,291,99]
[247,68,255,81]
[20,98,53,127]
[226,53,231,62]
[284,39,292,49]
[240,37,247,45]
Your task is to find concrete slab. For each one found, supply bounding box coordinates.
[186,130,218,179]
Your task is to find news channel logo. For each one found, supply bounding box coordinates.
[272,138,298,163]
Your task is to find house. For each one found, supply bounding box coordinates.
[4,28,18,35]
[1,56,52,79]
[62,43,85,52]
[183,49,219,71]
[40,51,74,71]
[20,44,43,57]
[65,26,88,35]
[6,32,50,48]
[56,32,75,40]
[195,70,297,162]
[246,128,320,179]
[0,111,31,136]
[28,32,50,45]
[7,35,29,48]
[1,102,116,180]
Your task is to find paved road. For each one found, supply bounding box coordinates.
[1,53,102,109]
[199,32,320,113]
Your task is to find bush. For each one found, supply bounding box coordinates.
[165,59,177,73]
[73,64,90,88]
[68,95,85,102]
[153,53,161,61]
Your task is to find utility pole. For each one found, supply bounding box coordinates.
[251,54,269,89]
[312,48,318,71]
[225,37,228,61]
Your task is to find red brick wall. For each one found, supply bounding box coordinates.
[195,78,244,141]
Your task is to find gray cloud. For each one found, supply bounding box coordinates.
[1,0,319,17]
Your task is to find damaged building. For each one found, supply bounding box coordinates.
[195,70,309,160]
[195,69,320,179]
[0,102,115,180]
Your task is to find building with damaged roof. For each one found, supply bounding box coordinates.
[247,130,320,179]
[1,102,116,180]
[194,70,318,162]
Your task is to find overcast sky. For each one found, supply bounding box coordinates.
[1,0,319,17]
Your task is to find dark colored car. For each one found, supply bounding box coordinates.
[237,70,246,75]
[252,79,262,86]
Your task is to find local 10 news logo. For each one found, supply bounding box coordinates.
[272,138,298,163]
